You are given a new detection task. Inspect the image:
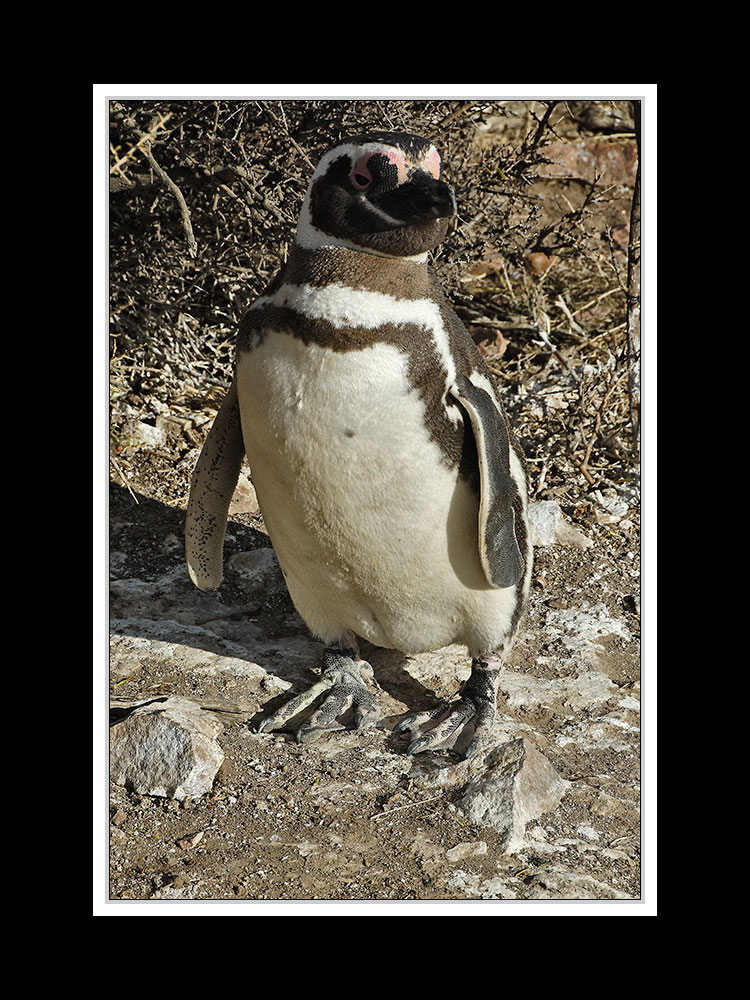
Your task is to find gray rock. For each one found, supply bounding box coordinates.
[123,419,167,450]
[458,737,570,852]
[529,500,593,549]
[228,548,286,593]
[110,695,224,800]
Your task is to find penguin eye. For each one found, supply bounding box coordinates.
[352,172,371,190]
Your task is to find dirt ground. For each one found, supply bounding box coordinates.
[102,97,648,912]
[105,434,642,908]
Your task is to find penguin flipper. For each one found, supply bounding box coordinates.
[185,380,245,591]
[449,375,525,589]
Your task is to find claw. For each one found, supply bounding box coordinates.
[392,714,416,735]
[295,720,345,744]
[392,708,438,735]
[405,702,473,753]
[405,736,431,755]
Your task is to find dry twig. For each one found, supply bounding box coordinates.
[140,139,198,258]
[370,791,444,821]
[109,111,173,174]
[109,454,139,504]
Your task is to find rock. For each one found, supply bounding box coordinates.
[228,548,286,593]
[458,737,570,852]
[529,500,593,549]
[410,831,444,868]
[609,224,630,249]
[123,419,167,451]
[590,488,630,525]
[471,327,508,360]
[445,840,488,862]
[155,413,193,450]
[524,251,555,274]
[229,473,260,516]
[566,101,635,135]
[545,604,632,671]
[110,695,224,800]
[536,139,638,187]
[176,830,205,850]
[109,551,127,578]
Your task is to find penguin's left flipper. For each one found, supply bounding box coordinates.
[450,375,526,589]
[185,381,245,591]
[257,648,380,742]
[393,655,501,759]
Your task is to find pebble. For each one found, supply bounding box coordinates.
[446,841,489,862]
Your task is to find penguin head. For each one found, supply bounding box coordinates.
[296,132,457,259]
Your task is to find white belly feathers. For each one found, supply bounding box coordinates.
[236,282,519,656]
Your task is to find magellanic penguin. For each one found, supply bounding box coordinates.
[185,131,533,758]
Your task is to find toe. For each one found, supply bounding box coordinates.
[392,705,446,734]
[353,691,379,729]
[462,705,496,759]
[305,687,355,730]
[405,702,474,754]
[257,649,381,740]
[257,678,332,733]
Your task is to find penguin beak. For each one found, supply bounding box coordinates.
[370,170,457,225]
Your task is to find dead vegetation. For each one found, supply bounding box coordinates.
[109,98,640,507]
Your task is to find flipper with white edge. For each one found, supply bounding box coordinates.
[449,375,526,589]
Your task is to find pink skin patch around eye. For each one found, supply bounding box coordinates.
[349,149,407,189]
[422,146,441,179]
[349,146,441,189]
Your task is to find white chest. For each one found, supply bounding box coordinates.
[233,300,517,656]
[237,333,446,518]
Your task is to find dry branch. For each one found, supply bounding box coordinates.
[140,140,198,258]
[109,98,640,500]
[112,107,198,259]
[109,111,173,174]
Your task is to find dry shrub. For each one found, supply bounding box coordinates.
[109,98,639,503]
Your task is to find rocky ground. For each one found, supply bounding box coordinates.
[105,430,642,908]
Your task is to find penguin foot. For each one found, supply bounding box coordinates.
[257,647,380,741]
[393,697,495,758]
[393,655,501,758]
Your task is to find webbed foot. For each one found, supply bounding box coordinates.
[258,646,380,742]
[393,655,501,758]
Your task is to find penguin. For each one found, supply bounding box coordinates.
[185,131,532,758]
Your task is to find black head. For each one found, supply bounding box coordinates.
[295,132,457,258]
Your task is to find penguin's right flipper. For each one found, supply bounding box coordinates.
[449,376,526,589]
[185,380,245,591]
[258,648,380,740]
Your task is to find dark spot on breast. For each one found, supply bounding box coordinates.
[344,428,356,438]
